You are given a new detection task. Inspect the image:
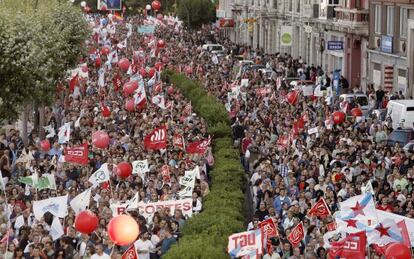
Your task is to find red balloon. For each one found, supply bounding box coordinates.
[156,13,164,20]
[139,68,147,78]
[92,131,110,149]
[125,98,135,112]
[157,39,166,48]
[95,57,102,68]
[123,81,138,95]
[107,215,140,246]
[287,91,299,105]
[148,68,156,78]
[116,162,132,178]
[100,46,110,55]
[154,62,163,71]
[118,58,130,72]
[40,140,51,152]
[162,56,169,64]
[75,210,98,234]
[167,86,174,95]
[332,111,346,125]
[384,242,411,259]
[351,108,363,117]
[151,0,161,10]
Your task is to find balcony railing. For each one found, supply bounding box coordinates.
[334,7,369,25]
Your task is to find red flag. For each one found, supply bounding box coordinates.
[113,73,122,92]
[258,218,279,252]
[161,165,170,183]
[144,126,167,150]
[173,133,185,149]
[375,219,414,254]
[101,102,111,117]
[326,222,337,232]
[69,74,78,92]
[308,197,331,217]
[64,143,89,165]
[277,135,290,150]
[397,219,411,248]
[329,231,367,259]
[287,222,304,247]
[122,244,138,259]
[186,138,211,154]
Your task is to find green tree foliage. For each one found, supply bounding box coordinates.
[0,0,89,122]
[176,0,216,28]
[161,70,246,259]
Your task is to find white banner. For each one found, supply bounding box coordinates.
[303,85,314,96]
[280,26,293,47]
[33,195,68,220]
[132,160,149,179]
[178,166,199,198]
[137,199,193,222]
[228,229,263,258]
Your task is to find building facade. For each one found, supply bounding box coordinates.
[368,0,414,97]
[217,0,414,95]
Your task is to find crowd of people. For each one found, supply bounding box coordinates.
[0,14,214,259]
[0,9,413,259]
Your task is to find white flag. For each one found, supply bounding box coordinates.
[178,166,198,198]
[151,94,166,109]
[362,180,375,195]
[126,23,133,38]
[117,38,127,49]
[98,68,105,88]
[50,216,64,241]
[74,109,85,128]
[0,170,5,191]
[212,54,218,65]
[32,195,68,220]
[43,125,56,139]
[108,50,118,64]
[132,160,149,179]
[89,163,111,187]
[58,123,71,144]
[134,84,147,105]
[70,188,91,215]
[147,72,157,87]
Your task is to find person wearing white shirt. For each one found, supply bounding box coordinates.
[134,232,154,259]
[192,192,202,214]
[91,244,110,259]
[14,209,35,236]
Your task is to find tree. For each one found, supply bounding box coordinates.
[0,0,89,123]
[176,0,215,29]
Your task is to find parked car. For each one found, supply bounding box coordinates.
[386,129,414,147]
[339,94,369,115]
[386,100,414,129]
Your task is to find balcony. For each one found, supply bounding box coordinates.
[333,7,369,35]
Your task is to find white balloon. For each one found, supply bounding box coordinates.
[69,0,75,3]
[146,4,152,10]
[80,1,86,7]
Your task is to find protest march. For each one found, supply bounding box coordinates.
[1,0,414,259]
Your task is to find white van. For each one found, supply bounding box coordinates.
[202,44,225,53]
[386,100,414,129]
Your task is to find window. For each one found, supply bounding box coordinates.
[375,5,381,34]
[400,8,408,37]
[387,6,394,35]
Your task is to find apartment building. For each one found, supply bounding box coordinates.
[368,0,414,97]
[217,0,414,93]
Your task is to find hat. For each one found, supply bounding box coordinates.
[291,200,299,206]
